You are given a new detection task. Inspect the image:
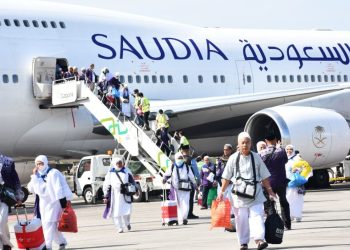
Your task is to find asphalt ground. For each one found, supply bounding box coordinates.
[7,183,350,250]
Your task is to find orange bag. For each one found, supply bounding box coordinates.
[58,202,78,233]
[211,198,231,229]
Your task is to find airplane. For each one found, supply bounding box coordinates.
[1,0,350,188]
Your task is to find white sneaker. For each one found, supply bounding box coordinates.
[118,228,124,233]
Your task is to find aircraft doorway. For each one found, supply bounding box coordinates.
[235,61,254,94]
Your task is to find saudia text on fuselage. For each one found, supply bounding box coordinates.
[92,34,350,71]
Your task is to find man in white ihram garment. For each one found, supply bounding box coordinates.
[103,157,134,233]
[218,132,276,250]
[27,155,73,250]
[163,152,197,225]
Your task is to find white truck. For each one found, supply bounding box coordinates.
[67,154,167,204]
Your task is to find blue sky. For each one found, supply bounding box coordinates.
[43,0,349,30]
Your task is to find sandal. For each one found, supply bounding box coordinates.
[257,241,268,250]
[240,244,248,250]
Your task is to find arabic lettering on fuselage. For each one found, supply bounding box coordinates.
[92,34,229,61]
[242,39,350,71]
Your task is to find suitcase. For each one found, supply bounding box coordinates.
[197,192,203,206]
[14,205,46,250]
[161,188,178,226]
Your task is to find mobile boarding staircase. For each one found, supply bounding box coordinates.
[51,79,179,197]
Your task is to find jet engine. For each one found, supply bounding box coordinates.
[245,106,350,187]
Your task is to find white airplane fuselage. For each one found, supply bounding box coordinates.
[2,1,350,164]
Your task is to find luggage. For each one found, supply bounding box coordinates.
[197,192,203,206]
[14,204,46,250]
[207,187,217,207]
[161,188,178,226]
[265,209,284,244]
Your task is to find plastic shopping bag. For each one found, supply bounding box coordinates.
[210,198,231,229]
[288,172,307,188]
[58,202,78,233]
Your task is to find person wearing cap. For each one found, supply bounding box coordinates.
[0,154,23,250]
[260,131,291,230]
[219,132,275,250]
[156,109,170,134]
[200,156,216,210]
[162,153,197,225]
[103,157,135,233]
[27,155,73,250]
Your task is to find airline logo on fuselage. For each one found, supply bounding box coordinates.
[92,34,350,71]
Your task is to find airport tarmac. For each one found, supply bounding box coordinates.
[8,183,350,250]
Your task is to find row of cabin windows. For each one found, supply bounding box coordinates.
[0,19,66,29]
[1,74,18,83]
[267,74,349,83]
[118,75,226,84]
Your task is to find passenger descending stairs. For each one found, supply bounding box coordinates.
[52,80,173,176]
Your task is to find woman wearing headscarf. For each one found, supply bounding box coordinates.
[27,155,73,250]
[103,157,135,233]
[285,145,308,222]
[163,152,197,225]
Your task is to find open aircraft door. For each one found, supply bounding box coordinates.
[235,61,254,94]
[32,57,68,99]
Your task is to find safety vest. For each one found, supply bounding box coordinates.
[180,136,189,146]
[141,97,150,112]
[156,113,169,128]
[134,96,140,109]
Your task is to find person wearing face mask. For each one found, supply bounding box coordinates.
[103,157,135,233]
[163,153,197,225]
[0,155,23,250]
[27,155,73,250]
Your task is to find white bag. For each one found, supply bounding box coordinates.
[206,172,215,182]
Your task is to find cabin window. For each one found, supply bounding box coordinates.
[152,75,157,83]
[160,75,165,83]
[324,75,328,82]
[220,75,225,83]
[198,75,203,83]
[213,75,218,83]
[304,75,309,82]
[3,75,9,83]
[50,21,57,28]
[317,75,322,82]
[144,75,149,83]
[23,20,30,27]
[330,75,335,82]
[274,75,279,83]
[32,20,39,28]
[136,75,141,83]
[41,21,48,28]
[120,75,125,83]
[344,75,348,82]
[14,19,20,27]
[59,21,66,29]
[337,75,342,82]
[183,75,188,83]
[297,75,302,82]
[127,75,133,83]
[168,75,173,83]
[12,74,18,83]
[267,75,272,83]
[311,75,315,82]
[289,75,294,83]
[247,75,252,83]
[4,19,11,26]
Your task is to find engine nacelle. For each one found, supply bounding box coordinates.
[245,106,350,170]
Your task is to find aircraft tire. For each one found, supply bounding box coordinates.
[311,169,331,188]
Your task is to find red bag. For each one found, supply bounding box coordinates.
[210,198,231,229]
[58,201,78,233]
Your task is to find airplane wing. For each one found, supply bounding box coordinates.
[150,83,350,138]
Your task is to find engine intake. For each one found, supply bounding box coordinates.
[245,106,350,170]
